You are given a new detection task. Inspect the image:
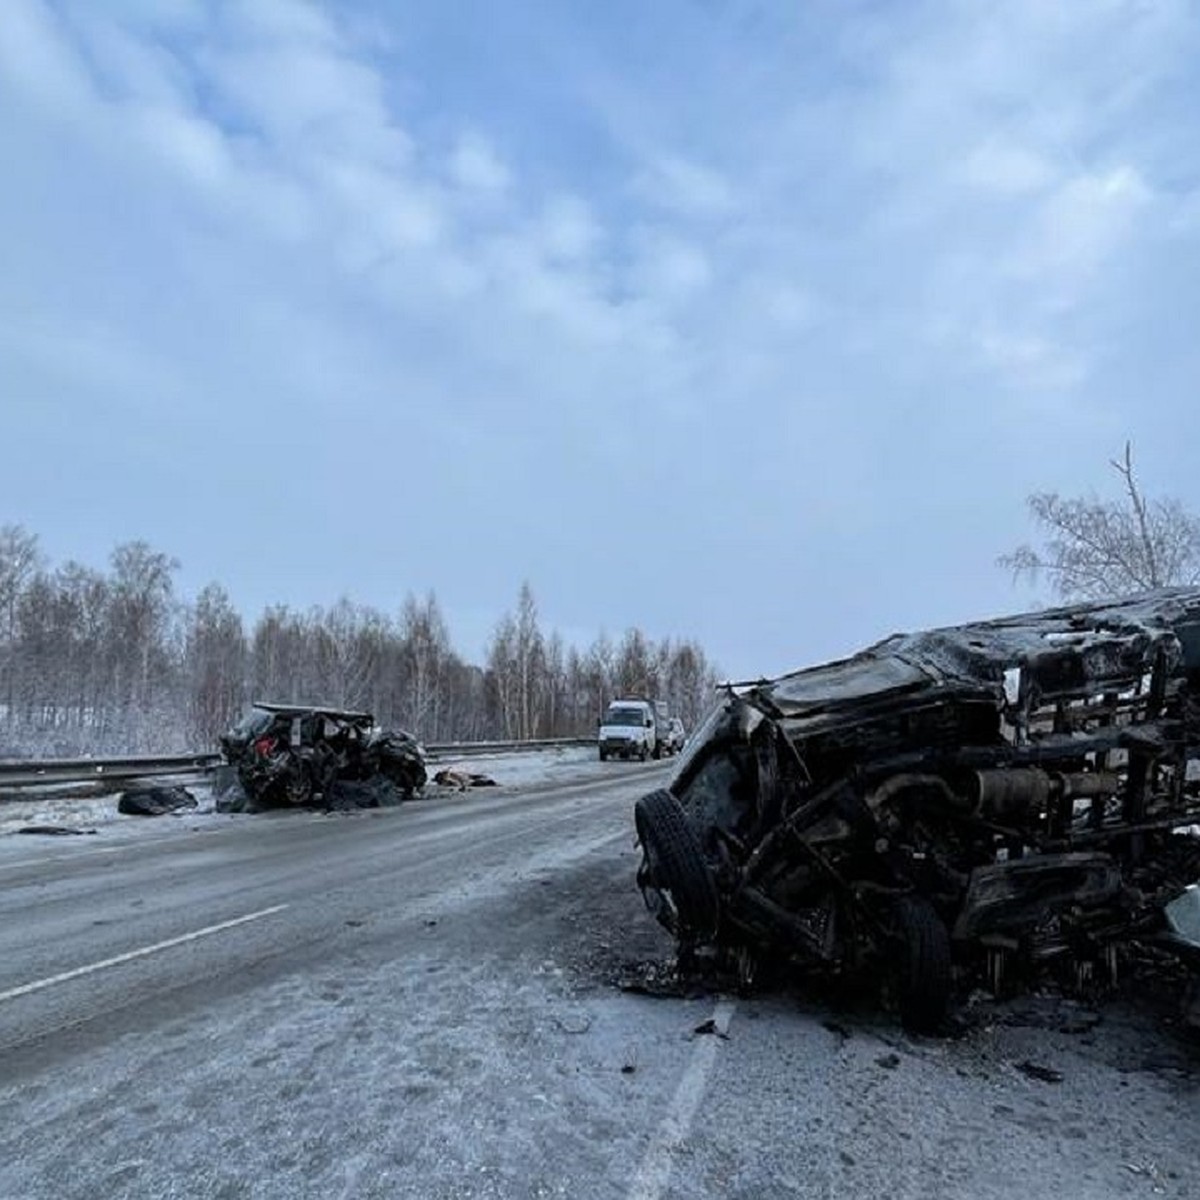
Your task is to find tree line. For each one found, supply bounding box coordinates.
[0,527,721,757]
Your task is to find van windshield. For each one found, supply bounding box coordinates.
[605,707,645,727]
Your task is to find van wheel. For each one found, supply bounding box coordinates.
[891,896,951,1033]
[634,789,719,939]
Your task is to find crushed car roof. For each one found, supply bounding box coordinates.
[753,587,1200,719]
[251,702,375,721]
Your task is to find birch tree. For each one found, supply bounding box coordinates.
[1000,443,1200,599]
[0,525,41,733]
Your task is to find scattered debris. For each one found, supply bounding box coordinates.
[691,1017,730,1040]
[433,768,499,791]
[553,1013,593,1035]
[635,588,1200,1035]
[992,996,1103,1036]
[875,1053,902,1070]
[1015,1060,1064,1084]
[218,703,426,812]
[15,824,98,836]
[118,786,197,817]
[324,776,408,811]
[613,959,710,1000]
[1122,1161,1167,1189]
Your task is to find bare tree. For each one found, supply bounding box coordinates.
[615,627,653,697]
[999,442,1200,600]
[513,582,544,739]
[582,633,614,722]
[107,541,180,724]
[0,525,42,734]
[0,523,723,751]
[486,613,519,739]
[665,639,718,728]
[186,583,246,745]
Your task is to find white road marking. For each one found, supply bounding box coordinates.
[627,997,737,1200]
[0,904,289,1003]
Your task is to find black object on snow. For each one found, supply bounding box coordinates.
[1015,1060,1064,1084]
[16,825,97,836]
[324,776,406,811]
[118,786,198,816]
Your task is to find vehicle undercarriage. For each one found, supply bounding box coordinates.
[634,589,1200,1030]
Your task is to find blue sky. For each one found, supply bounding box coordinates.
[3,0,1200,676]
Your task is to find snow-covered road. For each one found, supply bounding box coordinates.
[0,743,623,838]
[0,759,1196,1199]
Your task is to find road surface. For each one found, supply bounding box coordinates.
[1,763,1197,1199]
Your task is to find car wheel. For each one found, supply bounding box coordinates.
[284,762,314,806]
[634,789,719,939]
[890,896,952,1033]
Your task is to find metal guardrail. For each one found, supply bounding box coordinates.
[0,754,223,789]
[0,738,595,793]
[425,737,592,759]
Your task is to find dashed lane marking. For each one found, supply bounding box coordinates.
[0,904,289,1003]
[627,996,737,1200]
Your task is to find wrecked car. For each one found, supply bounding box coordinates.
[219,703,426,809]
[633,588,1200,1030]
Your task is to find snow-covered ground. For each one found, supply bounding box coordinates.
[0,743,658,840]
[426,743,608,788]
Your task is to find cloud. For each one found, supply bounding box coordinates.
[974,327,1088,393]
[1012,166,1153,291]
[3,0,1200,675]
[449,133,512,193]
[536,194,602,262]
[0,0,92,115]
[959,140,1056,196]
[633,154,737,219]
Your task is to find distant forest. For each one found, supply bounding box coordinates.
[0,525,721,756]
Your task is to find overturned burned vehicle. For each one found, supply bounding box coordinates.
[219,703,426,810]
[634,589,1200,1030]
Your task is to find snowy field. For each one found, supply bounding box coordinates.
[0,743,644,841]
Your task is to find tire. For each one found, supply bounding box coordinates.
[634,789,719,939]
[891,896,952,1034]
[283,761,314,807]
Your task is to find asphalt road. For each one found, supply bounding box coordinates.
[1,763,1197,1200]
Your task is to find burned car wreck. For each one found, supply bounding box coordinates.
[218,703,426,811]
[634,589,1200,1031]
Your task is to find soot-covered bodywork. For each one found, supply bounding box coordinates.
[219,703,427,809]
[634,589,1200,1030]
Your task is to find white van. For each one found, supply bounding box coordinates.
[598,699,657,761]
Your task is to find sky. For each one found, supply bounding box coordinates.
[3,0,1200,678]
